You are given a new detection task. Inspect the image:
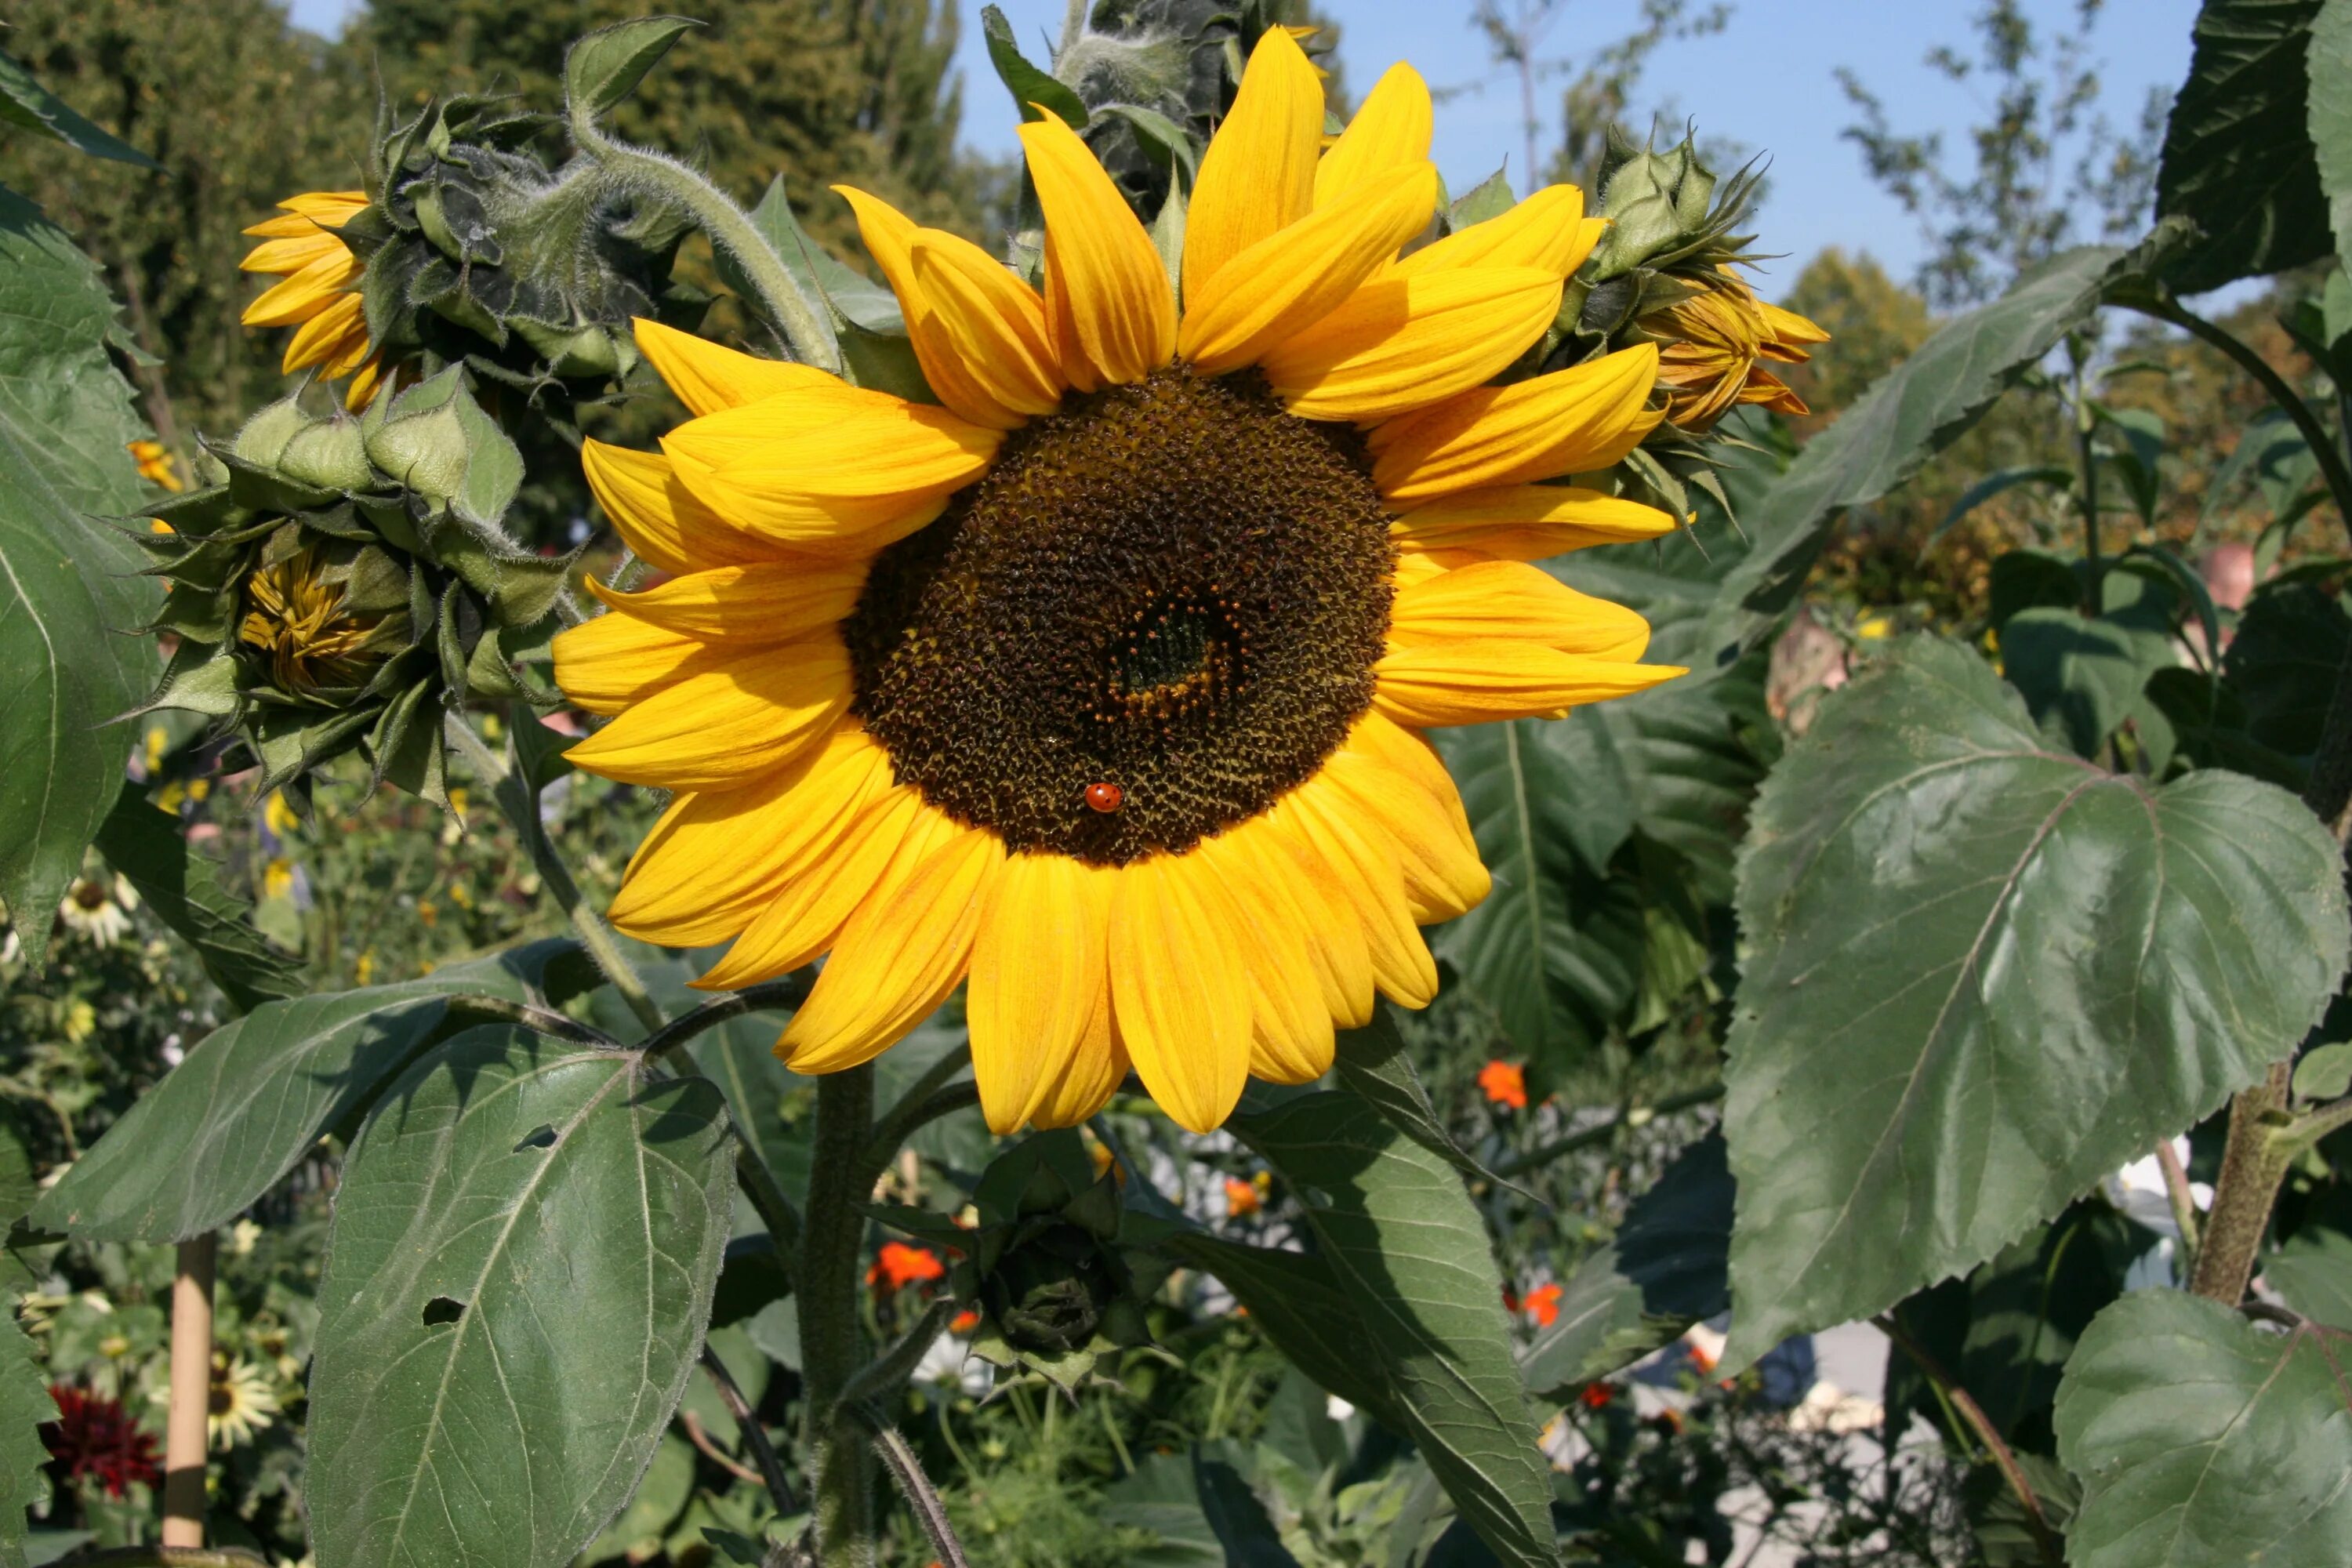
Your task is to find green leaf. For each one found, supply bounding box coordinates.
[584,1432,696,1563]
[564,16,701,125]
[2296,1040,2352,1102]
[1161,1232,1408,1433]
[735,178,900,336]
[0,190,163,970]
[1722,637,2350,1367]
[1330,1007,1507,1189]
[0,1312,49,1568]
[2226,582,2350,761]
[2055,1290,2352,1566]
[2156,0,2333,295]
[1519,1134,1732,1403]
[1702,240,2168,668]
[91,793,303,1013]
[1448,169,1519,234]
[1933,465,2074,542]
[307,1025,733,1568]
[2324,0,2352,269]
[0,48,158,167]
[981,5,1089,129]
[29,941,579,1243]
[2268,1225,2352,1329]
[1998,608,2174,759]
[1233,1091,1560,1568]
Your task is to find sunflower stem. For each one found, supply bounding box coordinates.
[441,712,665,1036]
[802,1065,880,1566]
[567,121,840,376]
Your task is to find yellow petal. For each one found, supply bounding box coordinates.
[1207,816,1374,1031]
[1199,846,1334,1085]
[1318,750,1488,924]
[278,191,368,227]
[608,725,894,946]
[1109,855,1252,1133]
[967,854,1113,1134]
[1184,26,1323,303]
[1179,163,1439,376]
[1373,640,1682,727]
[564,639,852,789]
[239,230,345,278]
[779,826,1005,1074]
[343,357,386,412]
[1029,980,1130,1130]
[1315,62,1433,209]
[1389,484,1679,561]
[242,211,328,241]
[662,387,999,546]
[1269,786,1437,1009]
[1388,558,1652,659]
[1370,344,1663,503]
[281,292,368,375]
[1019,115,1177,390]
[693,789,953,989]
[584,558,865,642]
[581,440,778,575]
[1392,185,1608,281]
[242,249,360,328]
[1260,265,1561,424]
[551,611,721,716]
[633,318,840,417]
[911,238,1065,419]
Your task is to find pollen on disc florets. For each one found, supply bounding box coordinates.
[845,365,1395,865]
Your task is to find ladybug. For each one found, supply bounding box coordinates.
[1084,782,1124,814]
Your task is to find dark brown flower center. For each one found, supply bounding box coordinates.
[844,366,1393,865]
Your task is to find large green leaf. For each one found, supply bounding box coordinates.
[1233,1091,1560,1568]
[92,793,303,1013]
[1721,637,2349,1366]
[1998,608,2176,760]
[307,1025,733,1568]
[2157,0,2332,294]
[0,190,161,968]
[1700,242,2159,669]
[0,48,157,168]
[1519,1134,1732,1405]
[2054,1290,2352,1566]
[0,1312,49,1568]
[2312,0,2352,267]
[29,941,578,1243]
[1162,1231,1408,1433]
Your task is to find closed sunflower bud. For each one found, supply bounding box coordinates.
[136,372,575,810]
[1642,268,1830,432]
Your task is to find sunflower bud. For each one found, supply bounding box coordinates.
[1636,269,1831,432]
[136,372,574,810]
[929,1131,1160,1388]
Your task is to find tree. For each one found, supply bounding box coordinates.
[2,0,368,453]
[1838,0,2164,308]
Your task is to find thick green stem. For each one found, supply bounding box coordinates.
[801,1067,879,1566]
[568,121,840,375]
[442,713,665,1036]
[2071,352,2103,611]
[2190,1063,2296,1305]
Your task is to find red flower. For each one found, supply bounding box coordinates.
[1577,1381,1616,1410]
[1478,1060,1527,1110]
[43,1385,162,1497]
[949,1308,980,1334]
[1523,1283,1563,1328]
[866,1242,946,1294]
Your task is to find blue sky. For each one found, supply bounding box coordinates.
[287,0,2208,296]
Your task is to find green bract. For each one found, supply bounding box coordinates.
[136,372,572,809]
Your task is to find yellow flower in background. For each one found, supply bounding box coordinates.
[239,191,386,411]
[354,949,376,986]
[1647,267,1829,431]
[238,546,383,695]
[62,999,96,1045]
[264,790,302,839]
[555,31,1682,1135]
[143,726,169,775]
[262,858,296,901]
[1855,615,1891,641]
[128,439,183,492]
[206,1353,278,1450]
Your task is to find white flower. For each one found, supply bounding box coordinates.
[56,875,136,948]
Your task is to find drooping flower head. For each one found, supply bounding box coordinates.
[240,192,385,411]
[556,31,1686,1134]
[1646,267,1830,430]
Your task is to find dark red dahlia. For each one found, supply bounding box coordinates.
[43,1385,162,1497]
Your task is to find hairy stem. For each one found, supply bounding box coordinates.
[840,1298,958,1410]
[1874,1312,2061,1568]
[641,976,813,1062]
[701,1344,797,1514]
[568,123,839,375]
[859,1403,972,1568]
[801,1067,878,1566]
[442,713,664,1035]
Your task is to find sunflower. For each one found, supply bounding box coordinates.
[240,192,387,410]
[205,1352,279,1450]
[1647,266,1830,430]
[237,543,386,696]
[555,31,1682,1134]
[56,875,137,949]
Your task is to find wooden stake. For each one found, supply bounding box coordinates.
[161,1235,216,1548]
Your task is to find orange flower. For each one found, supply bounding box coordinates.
[1225,1173,1272,1218]
[128,439,183,492]
[949,1308,980,1334]
[1646,267,1829,431]
[866,1242,946,1294]
[1478,1059,1527,1110]
[1523,1282,1563,1328]
[1577,1381,1615,1410]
